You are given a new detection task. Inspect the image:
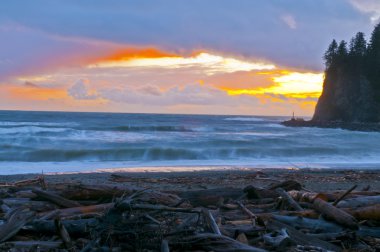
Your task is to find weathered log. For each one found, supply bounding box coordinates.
[24,218,98,235]
[266,219,341,252]
[345,204,380,221]
[237,201,257,225]
[116,201,201,213]
[312,198,358,229]
[288,190,336,203]
[133,190,181,206]
[245,202,277,210]
[358,226,380,238]
[48,183,137,200]
[332,184,357,206]
[307,231,355,241]
[244,185,278,199]
[178,188,243,207]
[271,215,344,233]
[170,233,267,252]
[202,208,221,235]
[276,188,303,211]
[33,188,82,208]
[1,198,57,212]
[337,195,380,208]
[13,190,37,198]
[161,239,170,252]
[55,218,76,251]
[268,180,302,191]
[39,203,114,220]
[0,208,35,243]
[226,219,253,225]
[0,241,62,250]
[263,228,292,249]
[222,224,265,238]
[0,176,45,188]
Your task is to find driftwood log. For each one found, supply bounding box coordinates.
[0,175,377,251]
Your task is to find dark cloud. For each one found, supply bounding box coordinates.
[24,81,39,88]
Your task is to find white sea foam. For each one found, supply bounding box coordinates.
[223,117,265,122]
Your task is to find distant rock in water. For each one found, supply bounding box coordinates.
[284,22,380,130]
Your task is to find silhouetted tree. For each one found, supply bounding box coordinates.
[323,39,338,68]
[349,32,367,57]
[337,40,348,57]
[368,23,380,99]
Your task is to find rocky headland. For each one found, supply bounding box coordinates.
[283,22,380,131]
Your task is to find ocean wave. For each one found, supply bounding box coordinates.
[109,125,193,132]
[224,117,265,122]
[0,126,71,134]
[0,145,362,162]
[0,121,78,127]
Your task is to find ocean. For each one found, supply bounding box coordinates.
[1,110,380,174]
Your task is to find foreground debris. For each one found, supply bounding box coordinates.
[0,173,379,251]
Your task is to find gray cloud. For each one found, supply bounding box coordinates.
[0,0,376,75]
[99,83,233,106]
[68,79,98,100]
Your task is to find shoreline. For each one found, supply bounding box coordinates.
[3,161,380,176]
[1,166,379,192]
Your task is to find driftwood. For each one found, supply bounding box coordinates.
[272,215,344,233]
[0,241,62,250]
[268,180,302,191]
[25,218,98,235]
[237,201,257,225]
[337,195,380,208]
[276,188,303,211]
[346,204,380,221]
[0,176,45,189]
[55,218,76,251]
[170,233,267,252]
[178,188,243,207]
[0,208,35,243]
[244,185,278,199]
[312,197,358,229]
[161,239,170,252]
[332,184,357,206]
[0,173,378,251]
[33,188,82,208]
[202,208,221,235]
[39,203,114,219]
[263,228,292,249]
[266,219,342,252]
[48,183,137,200]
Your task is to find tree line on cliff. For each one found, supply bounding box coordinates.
[313,23,380,122]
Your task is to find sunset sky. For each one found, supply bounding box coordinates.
[1,0,379,116]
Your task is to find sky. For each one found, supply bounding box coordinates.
[0,0,379,116]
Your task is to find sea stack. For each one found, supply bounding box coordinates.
[312,24,380,123]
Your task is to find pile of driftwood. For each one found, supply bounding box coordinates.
[0,175,379,251]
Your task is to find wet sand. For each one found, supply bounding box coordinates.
[0,167,379,192]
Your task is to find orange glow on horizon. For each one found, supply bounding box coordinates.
[224,71,323,99]
[8,86,68,101]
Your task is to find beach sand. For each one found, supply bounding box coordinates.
[1,167,379,192]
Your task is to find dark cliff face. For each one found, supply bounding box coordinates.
[312,67,380,122]
[312,26,380,123]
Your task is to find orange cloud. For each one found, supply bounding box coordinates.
[222,71,323,98]
[98,48,179,62]
[8,85,67,101]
